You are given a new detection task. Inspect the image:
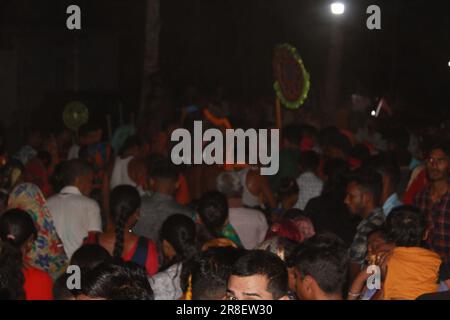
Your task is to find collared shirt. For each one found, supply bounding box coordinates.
[133,192,194,241]
[383,193,403,217]
[47,186,102,259]
[349,208,386,265]
[414,186,450,264]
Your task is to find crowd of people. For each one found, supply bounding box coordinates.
[0,93,449,300]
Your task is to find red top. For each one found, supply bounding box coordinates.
[403,168,428,205]
[85,234,159,276]
[122,238,159,276]
[23,267,53,300]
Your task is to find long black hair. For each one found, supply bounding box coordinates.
[109,185,141,258]
[160,214,198,270]
[0,209,37,300]
[197,191,229,242]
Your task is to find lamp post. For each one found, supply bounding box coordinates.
[322,2,346,124]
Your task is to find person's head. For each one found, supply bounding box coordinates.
[366,228,389,263]
[366,155,401,201]
[109,185,141,258]
[160,214,198,267]
[425,141,450,183]
[0,209,37,300]
[183,247,245,300]
[322,158,350,198]
[0,159,25,192]
[149,160,179,195]
[119,135,143,158]
[320,127,351,160]
[265,219,304,243]
[70,244,112,272]
[349,143,371,165]
[344,167,382,217]
[282,125,302,149]
[53,273,75,300]
[36,150,52,169]
[282,208,304,220]
[227,250,289,300]
[25,128,42,149]
[61,159,94,196]
[197,191,229,240]
[294,233,349,300]
[385,206,428,247]
[277,178,299,210]
[216,171,243,199]
[299,151,320,174]
[128,159,148,189]
[256,236,298,264]
[76,260,154,300]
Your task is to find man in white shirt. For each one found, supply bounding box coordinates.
[47,159,102,258]
[217,171,268,249]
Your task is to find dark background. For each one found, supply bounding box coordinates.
[0,0,449,144]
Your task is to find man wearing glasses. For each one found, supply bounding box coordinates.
[414,142,450,265]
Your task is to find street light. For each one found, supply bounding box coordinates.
[330,2,345,15]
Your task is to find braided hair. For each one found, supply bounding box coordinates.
[0,209,37,300]
[160,214,198,270]
[109,185,141,259]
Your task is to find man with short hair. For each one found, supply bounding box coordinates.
[294,233,349,300]
[188,247,244,300]
[226,250,289,300]
[414,142,450,264]
[344,167,385,280]
[133,160,193,241]
[47,159,102,258]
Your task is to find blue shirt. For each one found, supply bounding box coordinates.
[383,193,403,217]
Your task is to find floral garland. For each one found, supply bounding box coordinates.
[273,43,310,110]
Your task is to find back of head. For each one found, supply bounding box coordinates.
[348,167,383,206]
[283,208,304,220]
[109,185,141,258]
[427,140,450,158]
[216,171,242,198]
[149,159,179,189]
[294,233,349,297]
[278,177,299,199]
[256,236,298,262]
[61,159,92,187]
[231,250,288,299]
[322,158,350,197]
[385,206,426,247]
[366,154,401,190]
[197,191,229,239]
[79,260,154,300]
[185,247,245,300]
[70,244,112,271]
[299,151,320,173]
[160,214,198,265]
[0,209,37,300]
[119,135,143,157]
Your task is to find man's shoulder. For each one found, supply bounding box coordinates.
[48,192,99,210]
[141,194,193,215]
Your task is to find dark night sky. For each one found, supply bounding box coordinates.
[1,0,450,124]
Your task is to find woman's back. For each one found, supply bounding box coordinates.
[90,231,159,275]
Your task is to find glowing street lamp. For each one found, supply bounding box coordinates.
[330,2,345,15]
